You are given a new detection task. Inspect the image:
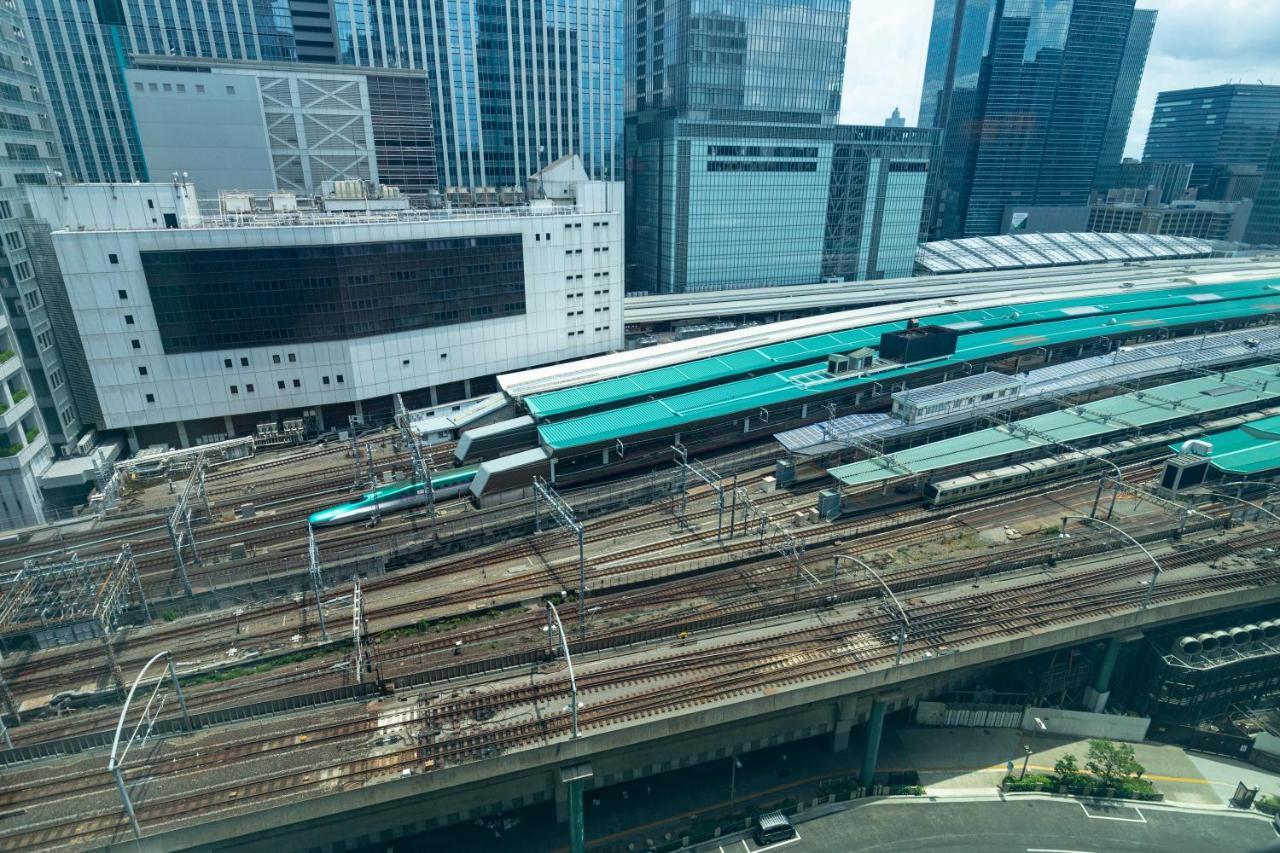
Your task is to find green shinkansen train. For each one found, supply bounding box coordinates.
[307,467,477,527]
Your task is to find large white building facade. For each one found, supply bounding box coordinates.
[38,171,623,451]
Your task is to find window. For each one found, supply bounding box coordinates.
[322,376,330,385]
[277,380,285,389]
[3,231,20,250]
[246,383,254,392]
[223,358,232,368]
[226,85,236,95]
[141,236,525,353]
[147,199,154,209]
[137,366,147,376]
[12,260,30,279]
[124,314,134,325]
[230,385,238,394]
[162,83,172,92]
[287,353,296,362]
[117,289,127,299]
[49,368,63,389]
[108,253,118,264]
[131,338,140,350]
[292,378,300,387]
[196,84,205,94]
[145,393,155,403]
[35,329,52,349]
[239,357,248,366]
[272,354,281,364]
[335,374,343,383]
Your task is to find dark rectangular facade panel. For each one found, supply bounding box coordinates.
[366,74,438,196]
[142,235,525,353]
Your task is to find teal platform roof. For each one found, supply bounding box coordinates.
[827,364,1280,488]
[1172,415,1280,476]
[537,290,1280,452]
[525,279,1280,420]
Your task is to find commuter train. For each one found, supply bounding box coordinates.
[307,467,478,527]
[923,405,1280,507]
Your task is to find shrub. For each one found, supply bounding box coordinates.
[1087,739,1145,787]
[1257,795,1280,816]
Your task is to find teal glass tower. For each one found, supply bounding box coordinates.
[921,0,1145,238]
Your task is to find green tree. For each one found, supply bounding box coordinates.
[1086,739,1145,787]
[1054,753,1086,787]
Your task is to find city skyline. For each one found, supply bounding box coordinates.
[840,0,1280,156]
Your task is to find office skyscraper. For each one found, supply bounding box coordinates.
[1245,129,1280,246]
[1094,8,1155,191]
[25,0,622,189]
[1143,84,1280,196]
[921,0,1141,239]
[626,0,852,293]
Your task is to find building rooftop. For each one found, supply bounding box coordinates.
[915,232,1211,274]
[828,364,1280,488]
[776,327,1280,456]
[538,287,1280,453]
[1172,415,1280,476]
[528,279,1280,420]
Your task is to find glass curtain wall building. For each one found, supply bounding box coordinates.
[23,0,621,188]
[921,0,1140,239]
[625,0,851,294]
[1142,84,1280,195]
[1245,130,1280,246]
[1093,7,1154,191]
[822,126,940,282]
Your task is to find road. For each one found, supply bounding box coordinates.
[722,799,1280,853]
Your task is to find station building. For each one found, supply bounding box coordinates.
[35,157,623,453]
[464,255,1280,501]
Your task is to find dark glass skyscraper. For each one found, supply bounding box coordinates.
[25,0,622,188]
[921,0,1142,238]
[1245,129,1280,246]
[1094,8,1155,191]
[626,0,852,293]
[1142,84,1280,195]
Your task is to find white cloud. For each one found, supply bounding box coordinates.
[839,1,1280,158]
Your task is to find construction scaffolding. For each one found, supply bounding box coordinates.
[0,545,147,705]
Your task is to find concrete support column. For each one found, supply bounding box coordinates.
[175,421,191,449]
[830,696,860,753]
[223,416,235,438]
[430,385,439,407]
[464,378,472,398]
[126,427,140,454]
[1083,636,1123,713]
[354,400,364,418]
[859,699,888,789]
[313,407,326,431]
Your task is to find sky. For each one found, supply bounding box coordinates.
[839,0,1280,159]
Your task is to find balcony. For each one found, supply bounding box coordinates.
[0,387,32,430]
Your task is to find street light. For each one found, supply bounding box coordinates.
[1056,515,1164,609]
[833,554,910,665]
[1019,744,1033,780]
[546,601,585,853]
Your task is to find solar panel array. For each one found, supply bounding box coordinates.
[916,232,1212,274]
[774,326,1280,455]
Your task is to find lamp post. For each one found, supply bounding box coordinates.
[546,601,584,853]
[832,554,909,665]
[1058,515,1163,609]
[1019,744,1033,780]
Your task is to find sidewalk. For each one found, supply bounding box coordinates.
[355,725,1280,853]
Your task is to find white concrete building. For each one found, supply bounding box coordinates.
[39,160,623,451]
